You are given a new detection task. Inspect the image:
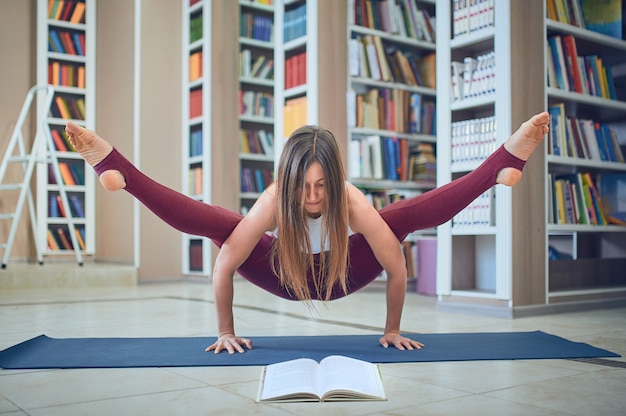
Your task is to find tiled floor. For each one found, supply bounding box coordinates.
[1,277,625,415]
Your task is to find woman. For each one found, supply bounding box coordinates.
[65,111,549,354]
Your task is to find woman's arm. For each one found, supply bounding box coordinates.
[205,184,277,354]
[347,184,424,350]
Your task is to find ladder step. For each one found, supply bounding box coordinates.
[0,184,23,191]
[7,155,50,163]
[0,213,16,220]
[7,155,32,163]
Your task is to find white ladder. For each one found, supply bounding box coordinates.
[0,85,84,269]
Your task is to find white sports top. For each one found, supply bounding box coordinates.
[307,215,355,254]
[273,215,355,254]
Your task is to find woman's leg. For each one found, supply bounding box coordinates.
[379,112,549,240]
[340,112,550,295]
[379,144,523,241]
[85,146,244,245]
[65,123,294,298]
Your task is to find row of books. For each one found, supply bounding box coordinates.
[547,35,617,99]
[547,0,623,39]
[50,95,86,120]
[188,166,203,196]
[451,116,498,167]
[48,61,85,88]
[47,226,86,251]
[547,0,585,28]
[189,128,203,157]
[453,0,495,38]
[548,172,626,226]
[283,96,307,138]
[240,129,274,157]
[48,29,86,56]
[48,161,84,186]
[240,50,274,79]
[348,88,435,135]
[350,136,436,182]
[352,0,436,43]
[188,239,203,272]
[451,51,496,102]
[189,88,202,119]
[189,11,203,44]
[189,51,203,82]
[49,193,85,218]
[50,128,75,152]
[283,2,306,43]
[452,189,494,229]
[285,51,306,90]
[243,0,272,5]
[241,166,273,193]
[362,188,422,211]
[239,90,274,118]
[350,34,436,88]
[240,12,273,42]
[408,142,437,182]
[548,104,625,163]
[48,0,86,23]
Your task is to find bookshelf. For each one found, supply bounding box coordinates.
[238,0,276,214]
[544,0,626,304]
[346,0,438,280]
[274,0,348,157]
[36,0,95,258]
[181,0,239,275]
[436,0,550,315]
[182,0,211,274]
[437,0,626,315]
[274,0,316,155]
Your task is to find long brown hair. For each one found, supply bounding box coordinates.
[271,126,350,302]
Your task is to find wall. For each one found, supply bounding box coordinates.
[0,0,37,261]
[136,0,183,280]
[92,0,184,280]
[95,0,137,266]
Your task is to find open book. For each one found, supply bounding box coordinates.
[256,355,386,402]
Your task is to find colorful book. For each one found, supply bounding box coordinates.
[57,227,73,250]
[581,0,623,39]
[74,228,86,250]
[47,229,60,250]
[598,173,626,224]
[58,162,77,186]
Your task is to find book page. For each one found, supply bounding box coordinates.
[257,358,320,401]
[319,356,386,400]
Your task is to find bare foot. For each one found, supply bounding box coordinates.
[496,112,550,186]
[65,122,126,191]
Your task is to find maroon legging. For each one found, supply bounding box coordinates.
[93,146,525,300]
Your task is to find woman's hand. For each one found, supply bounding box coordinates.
[205,333,253,354]
[379,332,424,351]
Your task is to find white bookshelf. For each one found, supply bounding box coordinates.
[435,0,549,315]
[436,0,626,315]
[36,0,96,258]
[543,1,626,303]
[238,0,276,214]
[181,0,212,275]
[274,0,319,160]
[436,0,506,303]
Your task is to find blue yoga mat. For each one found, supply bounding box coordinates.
[0,331,619,369]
